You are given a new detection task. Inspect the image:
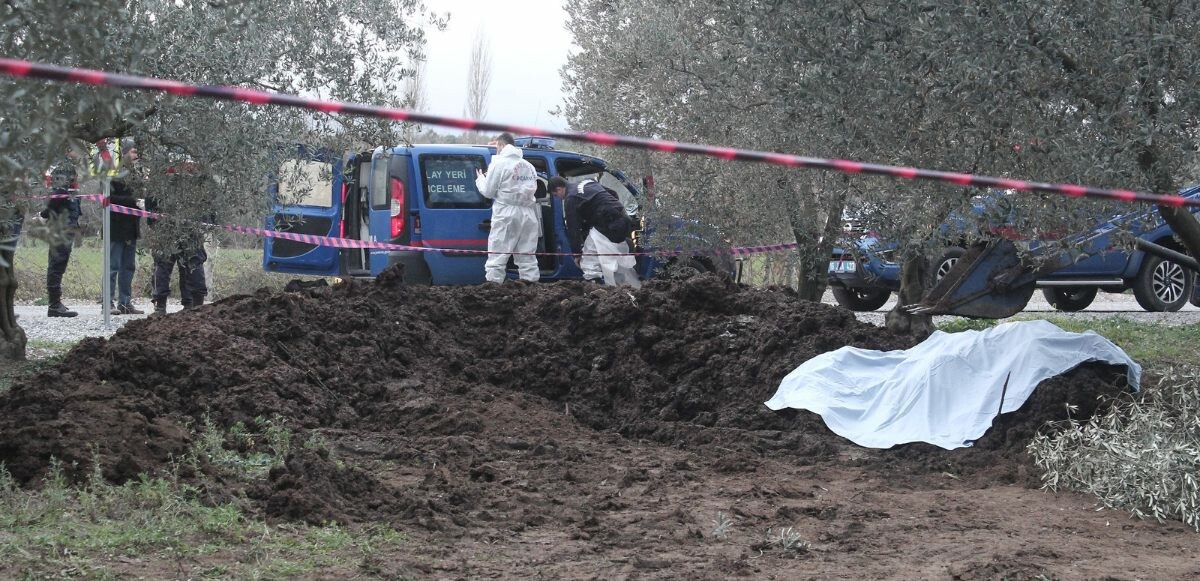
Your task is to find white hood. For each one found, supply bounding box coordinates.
[475,144,537,207]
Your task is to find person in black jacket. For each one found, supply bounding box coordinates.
[107,174,144,314]
[41,152,82,317]
[549,176,638,285]
[144,196,208,315]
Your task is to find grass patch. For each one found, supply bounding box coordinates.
[13,241,288,302]
[1037,316,1200,365]
[935,318,999,334]
[0,460,406,579]
[192,416,294,479]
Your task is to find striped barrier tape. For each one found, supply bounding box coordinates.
[98,199,797,258]
[0,58,1196,209]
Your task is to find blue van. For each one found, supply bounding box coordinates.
[263,138,735,284]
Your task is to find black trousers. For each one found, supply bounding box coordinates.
[46,240,73,303]
[152,249,207,305]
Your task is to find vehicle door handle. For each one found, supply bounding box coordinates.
[478,219,491,231]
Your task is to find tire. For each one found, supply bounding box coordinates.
[682,257,715,273]
[662,257,713,279]
[933,247,966,284]
[1132,255,1193,312]
[1191,289,1200,308]
[831,287,891,311]
[1041,286,1098,312]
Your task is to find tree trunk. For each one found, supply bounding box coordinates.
[885,253,934,338]
[787,181,847,301]
[0,244,27,362]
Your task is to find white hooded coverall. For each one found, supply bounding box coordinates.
[476,144,540,282]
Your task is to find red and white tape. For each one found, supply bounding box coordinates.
[96,199,794,258]
[1,57,1197,209]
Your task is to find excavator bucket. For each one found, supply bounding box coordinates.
[905,239,1036,319]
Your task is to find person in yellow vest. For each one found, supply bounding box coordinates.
[91,138,146,314]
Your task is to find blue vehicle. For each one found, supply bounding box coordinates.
[263,138,735,284]
[829,185,1200,314]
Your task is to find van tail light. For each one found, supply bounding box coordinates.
[389,177,406,238]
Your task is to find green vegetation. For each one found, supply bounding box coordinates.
[192,416,294,479]
[12,241,286,303]
[0,461,405,579]
[934,318,998,334]
[1030,366,1200,532]
[1038,317,1200,365]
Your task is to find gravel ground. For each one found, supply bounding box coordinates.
[834,288,1200,327]
[16,301,187,343]
[14,288,1200,344]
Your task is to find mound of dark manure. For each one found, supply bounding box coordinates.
[0,266,1134,522]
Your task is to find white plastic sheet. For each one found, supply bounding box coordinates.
[585,228,641,288]
[764,320,1140,450]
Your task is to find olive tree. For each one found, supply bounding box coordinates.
[562,0,859,301]
[562,1,1035,333]
[0,0,436,361]
[563,0,1200,334]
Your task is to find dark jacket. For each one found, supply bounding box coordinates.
[41,158,81,227]
[109,179,141,242]
[565,179,633,254]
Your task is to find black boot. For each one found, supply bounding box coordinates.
[152,298,167,315]
[47,302,78,318]
[118,303,145,315]
[47,289,77,318]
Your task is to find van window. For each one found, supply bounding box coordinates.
[370,157,388,209]
[599,171,640,216]
[420,154,489,208]
[277,160,334,207]
[553,157,639,215]
[525,156,549,176]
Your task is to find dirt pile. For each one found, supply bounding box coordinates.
[0,268,1131,525]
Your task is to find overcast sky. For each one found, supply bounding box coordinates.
[422,0,573,133]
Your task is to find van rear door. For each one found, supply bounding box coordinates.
[412,146,491,284]
[262,149,344,276]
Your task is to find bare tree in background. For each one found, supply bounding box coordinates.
[402,58,428,142]
[464,28,493,121]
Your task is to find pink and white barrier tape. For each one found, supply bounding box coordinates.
[1,58,1197,209]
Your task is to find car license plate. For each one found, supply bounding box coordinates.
[829,260,856,273]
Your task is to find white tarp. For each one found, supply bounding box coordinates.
[764,320,1140,450]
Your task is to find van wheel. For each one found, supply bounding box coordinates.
[832,287,891,311]
[934,247,966,283]
[683,257,715,272]
[1041,287,1097,312]
[1133,255,1193,312]
[666,257,713,278]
